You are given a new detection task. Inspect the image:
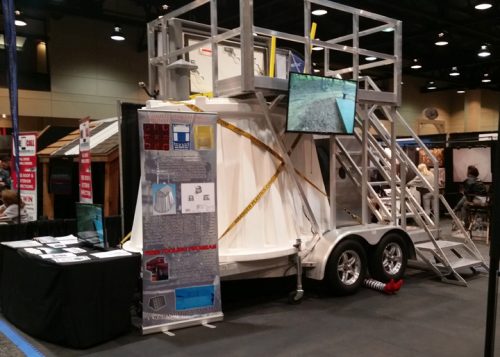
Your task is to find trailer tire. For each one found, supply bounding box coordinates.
[325,240,367,295]
[369,233,408,282]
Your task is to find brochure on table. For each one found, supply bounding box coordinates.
[2,235,132,263]
[138,109,222,334]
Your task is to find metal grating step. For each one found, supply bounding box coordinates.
[415,240,464,252]
[435,258,483,271]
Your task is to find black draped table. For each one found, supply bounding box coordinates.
[0,243,141,349]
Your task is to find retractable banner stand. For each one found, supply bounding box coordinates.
[138,110,222,334]
[79,118,93,203]
[11,132,37,221]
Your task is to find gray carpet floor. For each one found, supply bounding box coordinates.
[6,221,500,357]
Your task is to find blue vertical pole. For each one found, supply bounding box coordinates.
[2,0,21,225]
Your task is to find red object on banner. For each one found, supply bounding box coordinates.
[79,118,93,203]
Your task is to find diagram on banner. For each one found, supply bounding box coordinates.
[181,182,215,213]
[173,124,191,150]
[152,183,176,215]
[148,295,167,310]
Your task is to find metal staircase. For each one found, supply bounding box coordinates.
[335,76,488,286]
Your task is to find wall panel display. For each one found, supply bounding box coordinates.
[452,147,492,182]
[138,110,222,334]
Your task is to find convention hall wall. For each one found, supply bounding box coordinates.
[0,15,149,126]
[0,15,499,136]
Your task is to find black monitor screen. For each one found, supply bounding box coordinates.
[76,203,105,247]
[286,72,357,135]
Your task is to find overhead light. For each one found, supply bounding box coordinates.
[14,10,27,27]
[474,1,493,10]
[312,9,328,16]
[410,58,422,69]
[312,39,323,51]
[457,89,466,94]
[110,26,125,41]
[382,27,394,33]
[426,81,437,90]
[449,66,460,76]
[313,68,320,73]
[435,32,448,46]
[482,73,491,83]
[365,56,377,61]
[478,44,491,57]
[0,34,27,50]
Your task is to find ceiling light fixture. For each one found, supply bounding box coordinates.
[312,9,328,16]
[449,66,460,76]
[365,56,377,61]
[0,34,26,50]
[110,26,125,41]
[478,44,491,57]
[482,73,491,83]
[14,10,27,27]
[313,68,320,73]
[426,81,437,90]
[410,58,422,69]
[474,1,493,10]
[312,39,323,51]
[457,89,466,94]
[435,32,448,46]
[382,27,394,33]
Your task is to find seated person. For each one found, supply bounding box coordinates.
[0,189,27,223]
[407,163,434,216]
[453,165,488,221]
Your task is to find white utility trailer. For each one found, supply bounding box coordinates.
[124,0,487,302]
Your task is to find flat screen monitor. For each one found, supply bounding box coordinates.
[286,72,357,135]
[76,202,106,247]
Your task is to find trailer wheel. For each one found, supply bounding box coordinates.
[370,233,408,282]
[325,240,367,295]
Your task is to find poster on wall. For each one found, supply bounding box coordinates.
[11,132,37,221]
[79,118,93,203]
[418,148,444,168]
[138,110,222,334]
[452,147,492,182]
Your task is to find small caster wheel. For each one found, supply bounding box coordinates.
[288,289,304,305]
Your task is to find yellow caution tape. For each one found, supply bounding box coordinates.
[217,118,283,162]
[175,101,327,235]
[219,162,285,240]
[294,168,327,196]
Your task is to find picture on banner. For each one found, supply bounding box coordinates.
[143,123,170,151]
[173,124,191,150]
[181,182,215,213]
[194,125,214,150]
[151,183,176,215]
